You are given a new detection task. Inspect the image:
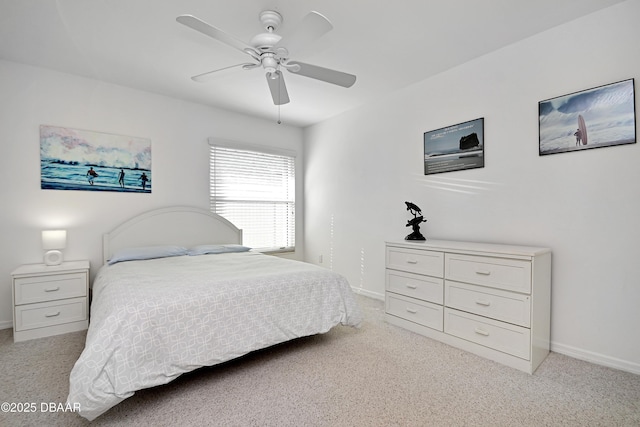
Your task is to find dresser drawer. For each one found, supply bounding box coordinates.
[445,281,531,327]
[445,253,531,293]
[14,272,87,305]
[14,297,87,331]
[386,246,444,277]
[386,293,443,331]
[444,308,530,360]
[387,270,443,304]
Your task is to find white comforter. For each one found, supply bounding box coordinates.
[67,252,362,421]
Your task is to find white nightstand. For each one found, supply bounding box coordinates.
[11,260,90,342]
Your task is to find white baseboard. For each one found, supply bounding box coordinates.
[351,287,384,301]
[551,341,640,375]
[0,320,13,330]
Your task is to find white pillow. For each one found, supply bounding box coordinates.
[108,245,188,265]
[187,244,251,256]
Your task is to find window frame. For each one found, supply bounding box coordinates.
[208,138,297,253]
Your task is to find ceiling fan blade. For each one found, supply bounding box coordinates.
[177,15,256,55]
[191,63,256,82]
[266,71,290,105]
[287,61,356,88]
[275,11,333,58]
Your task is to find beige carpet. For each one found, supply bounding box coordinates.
[1,295,639,426]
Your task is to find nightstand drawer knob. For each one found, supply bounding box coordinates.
[406,308,418,314]
[45,311,61,318]
[474,327,490,336]
[44,287,60,292]
[475,270,491,275]
[405,284,418,289]
[475,300,491,307]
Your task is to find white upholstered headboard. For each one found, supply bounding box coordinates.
[103,206,242,265]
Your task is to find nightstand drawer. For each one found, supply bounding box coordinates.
[386,293,443,331]
[386,246,444,277]
[445,253,531,293]
[14,297,87,331]
[445,281,531,327]
[387,270,443,304]
[14,272,87,305]
[444,308,530,360]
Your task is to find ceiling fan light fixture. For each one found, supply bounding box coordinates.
[261,55,278,73]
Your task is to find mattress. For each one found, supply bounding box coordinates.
[67,252,362,420]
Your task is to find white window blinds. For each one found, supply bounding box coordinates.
[209,143,295,251]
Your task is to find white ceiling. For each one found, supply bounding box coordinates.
[0,0,626,127]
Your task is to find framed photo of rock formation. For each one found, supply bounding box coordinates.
[423,117,484,175]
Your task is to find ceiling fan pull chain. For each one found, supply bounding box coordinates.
[277,74,282,124]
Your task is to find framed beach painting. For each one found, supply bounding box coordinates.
[424,117,484,175]
[40,125,152,193]
[538,79,636,156]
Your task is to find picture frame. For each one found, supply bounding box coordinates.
[424,117,484,175]
[538,79,636,156]
[40,125,152,193]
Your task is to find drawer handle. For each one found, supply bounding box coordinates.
[406,284,418,289]
[45,311,61,318]
[474,328,490,336]
[406,308,418,314]
[475,270,491,276]
[406,260,418,265]
[475,300,491,307]
[44,286,60,292]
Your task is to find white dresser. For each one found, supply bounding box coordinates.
[11,260,90,342]
[385,240,551,374]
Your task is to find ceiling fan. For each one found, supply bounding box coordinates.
[176,10,356,105]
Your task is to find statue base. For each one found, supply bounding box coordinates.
[405,232,426,241]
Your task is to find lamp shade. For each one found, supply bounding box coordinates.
[42,230,67,250]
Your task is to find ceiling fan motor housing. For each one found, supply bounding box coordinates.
[250,32,282,50]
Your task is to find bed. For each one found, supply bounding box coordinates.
[66,206,362,421]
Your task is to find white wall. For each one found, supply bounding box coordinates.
[304,0,640,374]
[0,59,304,329]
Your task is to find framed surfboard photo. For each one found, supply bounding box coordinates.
[538,78,636,156]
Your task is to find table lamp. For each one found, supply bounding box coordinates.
[42,230,67,265]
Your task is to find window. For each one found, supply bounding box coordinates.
[209,141,295,252]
